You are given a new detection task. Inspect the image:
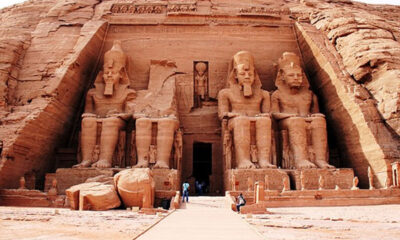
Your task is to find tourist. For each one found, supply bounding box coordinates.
[236,193,246,213]
[182,180,190,203]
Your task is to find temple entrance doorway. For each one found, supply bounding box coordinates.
[193,142,212,195]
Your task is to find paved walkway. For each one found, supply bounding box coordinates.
[136,196,264,240]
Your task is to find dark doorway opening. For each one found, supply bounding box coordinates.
[193,142,212,195]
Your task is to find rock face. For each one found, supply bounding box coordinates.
[0,0,398,190]
[66,182,121,211]
[114,168,155,208]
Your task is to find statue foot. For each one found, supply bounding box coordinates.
[72,160,92,168]
[153,162,169,169]
[258,161,277,169]
[237,161,256,169]
[134,161,149,168]
[295,160,316,169]
[91,159,112,168]
[315,160,335,169]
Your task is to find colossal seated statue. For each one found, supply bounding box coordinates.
[271,52,334,169]
[73,40,136,168]
[131,60,181,169]
[218,51,274,169]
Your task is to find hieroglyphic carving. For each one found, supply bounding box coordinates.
[111,3,197,15]
[238,6,289,17]
[111,3,166,14]
[167,3,197,13]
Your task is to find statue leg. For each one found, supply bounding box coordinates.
[93,117,124,168]
[281,117,316,169]
[154,118,179,169]
[310,117,334,169]
[135,118,152,168]
[255,117,275,168]
[74,117,97,168]
[229,116,255,169]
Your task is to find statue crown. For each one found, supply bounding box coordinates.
[278,52,302,72]
[104,40,127,71]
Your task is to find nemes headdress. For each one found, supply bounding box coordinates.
[275,52,309,90]
[102,40,129,85]
[104,40,127,71]
[226,51,262,89]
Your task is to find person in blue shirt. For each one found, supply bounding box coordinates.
[182,180,190,203]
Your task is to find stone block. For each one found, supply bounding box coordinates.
[287,168,354,190]
[56,168,115,194]
[66,182,121,211]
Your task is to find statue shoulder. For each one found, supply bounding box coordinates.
[217,88,231,99]
[271,90,281,99]
[86,88,96,97]
[125,88,136,101]
[261,89,271,98]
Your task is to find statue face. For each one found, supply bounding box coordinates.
[236,63,255,97]
[103,65,121,96]
[283,67,303,89]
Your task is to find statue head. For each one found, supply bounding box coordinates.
[195,62,207,76]
[275,52,309,91]
[102,40,129,96]
[227,51,262,97]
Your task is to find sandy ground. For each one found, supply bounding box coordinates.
[0,207,164,240]
[1,204,400,239]
[245,204,400,240]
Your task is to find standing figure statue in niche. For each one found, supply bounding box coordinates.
[73,40,136,168]
[271,52,334,169]
[218,51,274,169]
[195,62,208,102]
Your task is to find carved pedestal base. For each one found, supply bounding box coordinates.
[225,169,289,191]
[287,168,354,190]
[54,168,180,194]
[152,169,180,191]
[55,168,116,194]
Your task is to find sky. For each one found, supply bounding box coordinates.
[0,0,399,9]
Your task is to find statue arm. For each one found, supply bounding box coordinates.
[82,90,96,118]
[260,90,271,116]
[271,91,296,120]
[310,93,325,118]
[218,90,235,119]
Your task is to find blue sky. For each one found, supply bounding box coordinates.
[0,0,399,10]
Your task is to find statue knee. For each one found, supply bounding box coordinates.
[287,117,306,129]
[230,116,249,127]
[310,117,326,129]
[256,117,271,128]
[158,118,179,130]
[136,118,151,128]
[103,117,121,128]
[82,118,96,128]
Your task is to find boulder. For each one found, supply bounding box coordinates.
[114,168,155,208]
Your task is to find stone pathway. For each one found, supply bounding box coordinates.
[136,196,263,240]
